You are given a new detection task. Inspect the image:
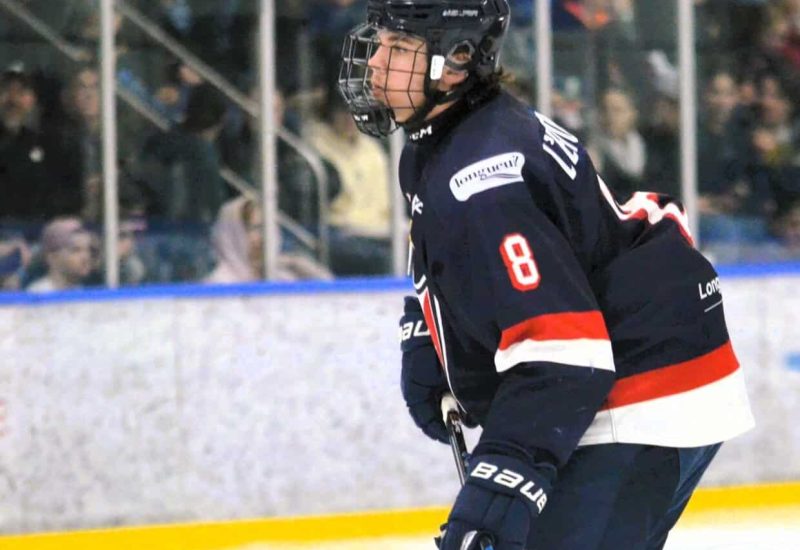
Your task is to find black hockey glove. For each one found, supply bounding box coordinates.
[399,296,449,444]
[439,454,551,550]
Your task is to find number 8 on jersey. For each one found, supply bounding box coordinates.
[500,233,540,291]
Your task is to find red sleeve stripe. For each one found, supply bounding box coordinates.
[600,341,740,410]
[498,311,610,350]
[420,289,445,368]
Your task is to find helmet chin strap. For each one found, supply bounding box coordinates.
[400,54,478,134]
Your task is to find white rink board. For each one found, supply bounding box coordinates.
[0,272,799,533]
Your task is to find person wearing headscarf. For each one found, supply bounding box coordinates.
[205,195,332,284]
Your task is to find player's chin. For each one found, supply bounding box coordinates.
[390,105,418,123]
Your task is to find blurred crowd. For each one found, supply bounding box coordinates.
[522,0,800,263]
[0,0,799,292]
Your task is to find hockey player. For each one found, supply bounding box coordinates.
[339,2,754,549]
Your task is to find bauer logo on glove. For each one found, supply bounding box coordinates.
[471,461,548,514]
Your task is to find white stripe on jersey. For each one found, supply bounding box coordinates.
[578,367,754,447]
[598,175,693,239]
[494,338,616,373]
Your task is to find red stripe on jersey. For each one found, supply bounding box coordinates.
[498,311,610,350]
[421,290,445,366]
[600,341,739,410]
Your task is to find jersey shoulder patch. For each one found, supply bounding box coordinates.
[449,151,526,202]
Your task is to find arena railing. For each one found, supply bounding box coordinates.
[116,0,330,267]
[0,0,329,283]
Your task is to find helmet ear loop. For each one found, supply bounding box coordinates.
[402,46,436,119]
[398,44,470,130]
[440,40,476,98]
[418,38,473,102]
[407,54,444,126]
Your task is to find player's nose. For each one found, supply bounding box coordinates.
[368,45,389,90]
[368,42,389,72]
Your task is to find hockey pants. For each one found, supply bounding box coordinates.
[526,442,722,550]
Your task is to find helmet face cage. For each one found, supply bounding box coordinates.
[339,23,429,138]
[339,1,511,138]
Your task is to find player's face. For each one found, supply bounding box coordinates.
[368,30,428,123]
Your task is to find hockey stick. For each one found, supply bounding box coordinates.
[439,394,495,550]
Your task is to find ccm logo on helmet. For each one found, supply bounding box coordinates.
[471,461,548,514]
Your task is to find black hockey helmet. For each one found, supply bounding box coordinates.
[339,0,511,137]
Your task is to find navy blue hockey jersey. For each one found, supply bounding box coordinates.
[400,91,753,467]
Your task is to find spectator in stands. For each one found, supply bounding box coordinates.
[0,63,50,224]
[550,77,586,140]
[219,88,319,232]
[752,200,800,262]
[205,195,331,284]
[772,201,800,258]
[695,69,774,248]
[698,70,748,217]
[41,65,102,221]
[752,74,798,170]
[730,1,800,105]
[180,0,255,88]
[0,234,30,291]
[750,74,799,220]
[137,83,229,223]
[26,217,93,292]
[590,0,641,94]
[61,0,121,47]
[118,220,148,285]
[154,62,203,124]
[764,0,800,73]
[642,53,681,197]
[590,87,645,198]
[81,216,148,287]
[51,3,155,159]
[140,0,194,42]
[306,90,392,276]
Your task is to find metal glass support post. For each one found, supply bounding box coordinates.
[100,0,119,287]
[119,0,329,264]
[535,0,553,116]
[258,0,279,279]
[678,0,699,242]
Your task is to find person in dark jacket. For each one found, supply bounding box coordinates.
[137,82,229,224]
